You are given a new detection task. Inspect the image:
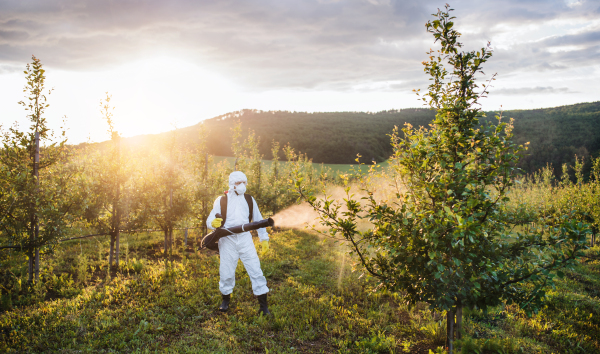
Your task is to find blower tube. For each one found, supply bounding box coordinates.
[200,213,275,251]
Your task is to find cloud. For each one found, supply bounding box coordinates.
[543,29,600,47]
[0,0,598,92]
[493,86,577,96]
[0,63,21,74]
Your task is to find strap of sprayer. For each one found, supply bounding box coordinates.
[219,193,253,227]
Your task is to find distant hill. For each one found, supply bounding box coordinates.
[86,101,600,176]
[179,108,437,164]
[494,102,600,176]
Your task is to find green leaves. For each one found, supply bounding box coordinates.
[0,56,74,263]
[293,4,590,335]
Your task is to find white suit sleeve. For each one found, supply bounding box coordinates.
[206,196,222,230]
[252,197,269,241]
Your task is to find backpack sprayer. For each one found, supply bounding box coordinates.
[199,213,275,251]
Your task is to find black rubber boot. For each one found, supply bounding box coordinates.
[219,294,230,312]
[257,293,271,316]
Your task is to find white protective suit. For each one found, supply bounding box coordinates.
[206,171,269,296]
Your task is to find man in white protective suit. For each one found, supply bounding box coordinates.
[206,171,271,315]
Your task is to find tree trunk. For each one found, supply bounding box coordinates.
[169,186,173,253]
[164,229,169,256]
[446,310,455,354]
[115,229,120,267]
[28,250,34,284]
[109,232,115,268]
[202,152,209,245]
[34,240,39,280]
[30,131,40,282]
[455,305,463,340]
[113,135,121,268]
[110,207,116,268]
[28,218,34,283]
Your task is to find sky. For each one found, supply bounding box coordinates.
[0,0,598,143]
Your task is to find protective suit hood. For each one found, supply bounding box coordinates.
[228,171,248,195]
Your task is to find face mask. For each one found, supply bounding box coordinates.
[234,183,247,195]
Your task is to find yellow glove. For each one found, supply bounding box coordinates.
[260,240,270,255]
[211,218,223,228]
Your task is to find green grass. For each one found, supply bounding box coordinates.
[0,229,599,353]
[0,229,431,353]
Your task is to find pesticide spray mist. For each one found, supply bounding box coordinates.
[271,177,402,232]
[271,186,355,230]
[270,178,402,289]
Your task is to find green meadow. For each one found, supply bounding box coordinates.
[1,225,599,353]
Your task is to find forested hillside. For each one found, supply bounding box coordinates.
[191,109,436,164]
[500,101,600,176]
[95,101,600,176]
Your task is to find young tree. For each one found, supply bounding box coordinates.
[259,141,284,216]
[229,122,272,211]
[296,6,590,353]
[0,56,78,282]
[83,93,142,268]
[230,121,263,193]
[138,130,192,259]
[191,124,227,238]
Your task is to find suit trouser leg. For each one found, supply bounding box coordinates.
[238,234,269,296]
[218,237,239,295]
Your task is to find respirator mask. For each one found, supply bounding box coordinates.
[234,182,247,195]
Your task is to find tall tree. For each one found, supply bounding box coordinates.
[0,56,77,282]
[296,6,590,353]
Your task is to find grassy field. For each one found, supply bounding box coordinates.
[0,226,599,353]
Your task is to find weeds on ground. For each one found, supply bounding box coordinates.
[0,230,599,353]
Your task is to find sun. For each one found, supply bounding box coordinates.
[93,56,241,141]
